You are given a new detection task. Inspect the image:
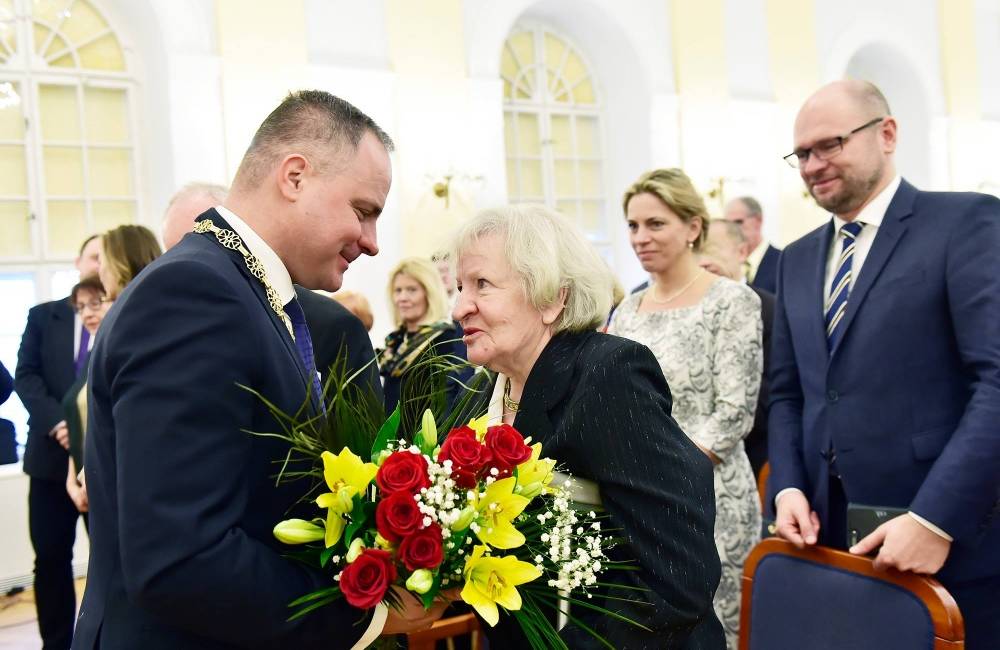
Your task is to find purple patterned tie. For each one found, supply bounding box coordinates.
[75,325,90,377]
[283,298,325,413]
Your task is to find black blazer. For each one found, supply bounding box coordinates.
[74,210,374,650]
[380,323,472,416]
[15,297,76,480]
[750,244,781,295]
[745,286,774,478]
[295,285,382,403]
[0,362,15,465]
[493,330,724,649]
[0,360,12,404]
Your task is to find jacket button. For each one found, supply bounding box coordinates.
[827,389,839,402]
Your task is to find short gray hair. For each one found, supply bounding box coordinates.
[166,182,228,210]
[734,196,762,219]
[450,204,614,333]
[710,219,746,245]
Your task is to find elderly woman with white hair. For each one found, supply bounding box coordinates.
[450,204,724,649]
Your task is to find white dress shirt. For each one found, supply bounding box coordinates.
[775,175,952,542]
[746,239,772,282]
[213,206,389,644]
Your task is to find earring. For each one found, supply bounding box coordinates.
[687,241,695,249]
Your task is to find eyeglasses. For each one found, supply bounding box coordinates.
[784,117,885,168]
[73,298,108,314]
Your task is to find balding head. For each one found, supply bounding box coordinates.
[162,183,229,250]
[792,80,897,219]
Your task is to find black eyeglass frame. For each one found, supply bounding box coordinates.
[784,117,886,168]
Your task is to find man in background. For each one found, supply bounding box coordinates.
[724,196,781,294]
[698,220,774,480]
[15,234,101,650]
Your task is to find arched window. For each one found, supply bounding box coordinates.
[0,0,139,447]
[501,25,609,248]
[0,0,138,269]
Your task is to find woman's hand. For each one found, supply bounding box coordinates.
[66,459,89,513]
[381,586,460,635]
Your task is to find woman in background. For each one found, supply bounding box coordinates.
[377,257,471,414]
[608,168,762,649]
[68,224,161,513]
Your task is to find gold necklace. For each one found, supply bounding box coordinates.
[649,269,704,304]
[503,378,520,413]
[193,220,293,337]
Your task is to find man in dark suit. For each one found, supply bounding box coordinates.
[162,183,382,401]
[724,196,781,294]
[73,91,448,650]
[14,234,101,650]
[697,220,774,479]
[769,80,1000,647]
[0,361,16,464]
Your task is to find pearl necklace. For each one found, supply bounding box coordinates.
[649,269,704,304]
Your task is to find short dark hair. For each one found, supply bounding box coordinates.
[735,196,762,218]
[78,234,100,257]
[235,90,394,187]
[70,275,105,304]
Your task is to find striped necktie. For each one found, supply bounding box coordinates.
[824,221,864,351]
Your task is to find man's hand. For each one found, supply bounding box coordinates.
[381,586,458,636]
[774,490,820,548]
[849,514,951,574]
[50,421,69,450]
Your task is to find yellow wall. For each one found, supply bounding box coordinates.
[216,0,310,178]
[764,0,828,243]
[938,0,983,191]
[384,0,474,257]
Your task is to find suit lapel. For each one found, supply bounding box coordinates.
[194,210,315,405]
[808,223,835,360]
[829,181,915,358]
[513,333,578,446]
[54,299,76,381]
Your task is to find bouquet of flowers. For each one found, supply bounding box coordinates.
[252,357,646,648]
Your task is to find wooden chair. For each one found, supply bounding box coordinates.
[407,612,482,650]
[756,461,770,512]
[739,538,964,650]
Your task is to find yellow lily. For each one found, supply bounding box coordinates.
[467,414,489,442]
[475,476,530,549]
[273,518,325,545]
[515,443,556,499]
[461,545,542,626]
[315,448,377,548]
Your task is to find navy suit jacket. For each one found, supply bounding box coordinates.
[745,286,774,478]
[74,211,374,649]
[768,180,1000,584]
[751,244,781,295]
[14,297,76,480]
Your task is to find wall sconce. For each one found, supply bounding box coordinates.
[0,82,20,110]
[429,170,485,208]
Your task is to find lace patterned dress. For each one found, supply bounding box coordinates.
[609,278,762,649]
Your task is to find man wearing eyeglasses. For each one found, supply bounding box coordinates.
[768,79,1000,647]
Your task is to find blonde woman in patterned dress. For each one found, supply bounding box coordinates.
[608,168,762,649]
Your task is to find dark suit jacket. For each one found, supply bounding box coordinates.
[490,330,724,649]
[295,285,382,404]
[745,286,774,478]
[0,361,12,404]
[0,362,15,465]
[380,323,472,416]
[768,180,1000,584]
[15,297,76,480]
[751,244,781,295]
[74,210,374,649]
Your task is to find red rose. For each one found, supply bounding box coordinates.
[486,456,513,480]
[485,424,532,467]
[339,549,397,609]
[439,426,491,484]
[451,468,479,489]
[398,524,444,571]
[376,451,430,495]
[375,491,423,542]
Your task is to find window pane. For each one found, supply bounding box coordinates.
[579,161,602,197]
[543,33,566,69]
[85,87,129,144]
[575,116,599,157]
[32,0,70,25]
[562,51,587,87]
[508,32,534,68]
[0,201,31,257]
[38,84,81,141]
[43,146,85,195]
[43,33,69,60]
[573,79,596,105]
[553,159,576,196]
[516,113,540,155]
[580,200,605,239]
[50,53,75,68]
[0,1,15,63]
[549,115,572,156]
[0,82,24,139]
[61,0,110,45]
[519,159,543,198]
[88,148,132,196]
[51,269,80,298]
[0,145,28,195]
[556,200,578,220]
[505,159,518,199]
[503,112,515,152]
[500,47,518,83]
[548,71,570,104]
[46,200,87,256]
[77,34,125,71]
[92,200,133,232]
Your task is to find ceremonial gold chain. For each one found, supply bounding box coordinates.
[503,378,520,413]
[193,220,292,336]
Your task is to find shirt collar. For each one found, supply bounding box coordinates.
[214,205,295,306]
[832,174,901,233]
[747,239,770,267]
